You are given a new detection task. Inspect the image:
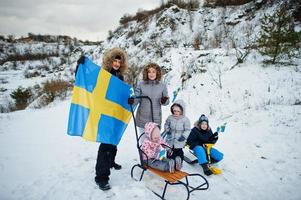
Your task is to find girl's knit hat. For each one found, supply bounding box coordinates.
[198,114,209,124]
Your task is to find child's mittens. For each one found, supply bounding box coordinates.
[209,132,219,143]
[167,149,173,156]
[178,135,186,142]
[160,96,169,104]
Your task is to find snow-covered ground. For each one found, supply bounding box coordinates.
[0,94,301,200]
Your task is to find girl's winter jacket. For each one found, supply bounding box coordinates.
[141,129,169,161]
[164,100,191,149]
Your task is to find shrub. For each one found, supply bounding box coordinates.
[119,0,199,25]
[0,87,7,92]
[41,79,72,104]
[0,100,15,113]
[125,64,143,88]
[193,35,201,50]
[10,87,32,110]
[168,0,200,10]
[204,0,252,7]
[24,70,41,78]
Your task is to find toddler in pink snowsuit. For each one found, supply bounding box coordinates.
[141,122,182,173]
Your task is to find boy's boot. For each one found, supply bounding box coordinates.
[168,159,175,173]
[201,163,213,176]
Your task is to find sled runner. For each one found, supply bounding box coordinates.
[130,96,209,200]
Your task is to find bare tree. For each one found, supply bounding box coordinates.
[208,65,223,89]
[125,63,143,88]
[230,23,254,70]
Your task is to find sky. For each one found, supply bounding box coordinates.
[0,0,161,41]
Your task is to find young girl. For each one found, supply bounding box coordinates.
[141,122,182,173]
[128,63,169,133]
[164,99,191,165]
[186,114,223,176]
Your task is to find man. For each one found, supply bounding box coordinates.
[76,48,129,190]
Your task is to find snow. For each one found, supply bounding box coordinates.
[1,86,301,200]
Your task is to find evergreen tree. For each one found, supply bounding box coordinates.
[257,5,301,64]
[10,87,32,110]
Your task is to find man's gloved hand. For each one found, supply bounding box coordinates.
[75,56,86,77]
[77,55,85,65]
[160,96,169,104]
[128,97,135,105]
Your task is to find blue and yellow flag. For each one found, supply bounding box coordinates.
[67,57,132,145]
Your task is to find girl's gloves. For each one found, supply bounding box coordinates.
[178,135,186,142]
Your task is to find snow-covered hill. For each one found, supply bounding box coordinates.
[1,1,300,113]
[94,0,301,119]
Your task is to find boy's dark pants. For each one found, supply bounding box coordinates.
[95,143,117,183]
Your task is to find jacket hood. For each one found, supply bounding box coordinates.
[171,99,186,116]
[102,48,128,74]
[144,122,159,140]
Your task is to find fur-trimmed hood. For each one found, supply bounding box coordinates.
[102,48,128,74]
[171,99,186,116]
[144,122,159,140]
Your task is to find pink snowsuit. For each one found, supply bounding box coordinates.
[141,122,169,161]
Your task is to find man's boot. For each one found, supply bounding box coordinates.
[96,180,111,191]
[111,148,122,170]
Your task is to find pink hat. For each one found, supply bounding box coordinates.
[144,122,158,137]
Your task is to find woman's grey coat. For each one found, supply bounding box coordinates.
[134,80,169,128]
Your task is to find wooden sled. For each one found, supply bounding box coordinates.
[129,96,209,200]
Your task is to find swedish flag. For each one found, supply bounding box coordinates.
[67,57,132,145]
